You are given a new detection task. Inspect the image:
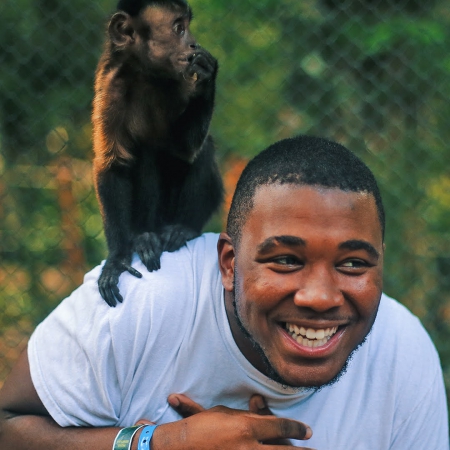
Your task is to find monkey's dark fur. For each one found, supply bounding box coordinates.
[92,0,223,306]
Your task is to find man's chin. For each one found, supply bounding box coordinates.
[266,336,368,391]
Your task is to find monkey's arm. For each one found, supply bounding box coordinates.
[173,50,218,159]
[95,165,142,306]
[157,51,221,254]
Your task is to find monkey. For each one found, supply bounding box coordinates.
[92,0,223,307]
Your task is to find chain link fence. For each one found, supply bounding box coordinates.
[1,0,449,416]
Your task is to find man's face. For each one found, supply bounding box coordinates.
[218,184,384,388]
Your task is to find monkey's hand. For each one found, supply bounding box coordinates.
[134,232,164,272]
[161,224,199,253]
[99,257,142,307]
[186,49,218,89]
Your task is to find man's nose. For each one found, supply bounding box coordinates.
[293,268,344,312]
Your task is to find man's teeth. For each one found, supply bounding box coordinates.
[285,323,338,348]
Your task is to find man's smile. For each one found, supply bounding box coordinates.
[277,320,351,362]
[284,322,339,348]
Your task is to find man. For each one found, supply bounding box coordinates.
[0,136,447,449]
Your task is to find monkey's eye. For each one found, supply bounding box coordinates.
[174,23,185,36]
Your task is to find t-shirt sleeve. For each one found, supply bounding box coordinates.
[390,368,449,449]
[28,265,123,427]
[376,296,449,449]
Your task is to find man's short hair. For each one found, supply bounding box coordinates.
[227,135,385,244]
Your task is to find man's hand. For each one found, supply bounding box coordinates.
[147,393,314,450]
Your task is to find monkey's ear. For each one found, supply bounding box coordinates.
[109,12,135,46]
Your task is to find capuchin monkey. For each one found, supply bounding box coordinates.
[92,0,223,307]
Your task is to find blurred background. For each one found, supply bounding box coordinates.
[0,0,449,416]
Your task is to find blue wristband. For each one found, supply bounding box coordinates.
[137,425,158,450]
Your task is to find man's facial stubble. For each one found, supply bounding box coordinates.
[231,272,365,392]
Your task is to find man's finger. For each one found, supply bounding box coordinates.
[168,393,206,418]
[249,394,272,416]
[248,395,294,445]
[251,416,313,442]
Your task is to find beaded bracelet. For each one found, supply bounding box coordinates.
[137,425,158,450]
[112,425,145,450]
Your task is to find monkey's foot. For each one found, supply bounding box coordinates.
[161,224,199,253]
[134,232,163,272]
[99,258,142,307]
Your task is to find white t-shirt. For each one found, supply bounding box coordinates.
[28,233,449,449]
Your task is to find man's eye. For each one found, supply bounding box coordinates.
[273,256,301,266]
[340,259,369,269]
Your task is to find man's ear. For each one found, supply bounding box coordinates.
[217,232,235,292]
[109,12,135,46]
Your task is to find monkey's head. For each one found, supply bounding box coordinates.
[109,0,197,79]
[117,0,188,16]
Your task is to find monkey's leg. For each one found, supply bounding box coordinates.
[132,161,165,271]
[96,166,141,306]
[163,138,223,253]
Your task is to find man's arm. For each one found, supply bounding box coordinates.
[0,349,313,450]
[0,348,121,450]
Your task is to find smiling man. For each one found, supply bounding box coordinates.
[0,136,447,449]
[221,183,384,390]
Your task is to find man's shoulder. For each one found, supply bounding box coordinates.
[376,293,431,339]
[42,233,221,334]
[310,294,448,450]
[370,293,441,373]
[114,232,221,311]
[367,295,447,443]
[84,232,220,299]
[333,294,445,429]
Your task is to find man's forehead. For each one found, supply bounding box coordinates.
[245,183,382,238]
[252,183,375,206]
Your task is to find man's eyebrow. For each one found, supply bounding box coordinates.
[257,236,306,254]
[339,240,380,260]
